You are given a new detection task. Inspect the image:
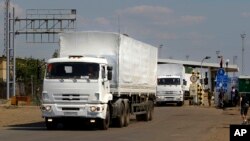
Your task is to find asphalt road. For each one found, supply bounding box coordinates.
[0,104,240,141]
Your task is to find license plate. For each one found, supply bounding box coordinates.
[64,112,77,116]
[165,97,173,101]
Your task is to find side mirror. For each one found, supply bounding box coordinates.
[183,79,187,86]
[107,66,113,80]
[107,66,113,71]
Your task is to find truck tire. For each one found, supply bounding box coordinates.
[137,101,153,121]
[124,102,130,127]
[137,110,150,121]
[45,118,57,130]
[99,105,110,130]
[143,100,154,121]
[148,101,154,121]
[136,114,143,121]
[114,103,125,127]
[177,101,184,106]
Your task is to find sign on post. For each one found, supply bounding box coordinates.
[216,68,228,92]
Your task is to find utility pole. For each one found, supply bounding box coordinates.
[241,33,246,75]
[4,0,10,56]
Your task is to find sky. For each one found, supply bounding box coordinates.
[1,0,250,74]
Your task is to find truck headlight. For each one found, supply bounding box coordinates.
[89,106,103,112]
[90,106,97,112]
[41,105,52,112]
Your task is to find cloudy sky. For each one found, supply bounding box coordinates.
[1,0,250,74]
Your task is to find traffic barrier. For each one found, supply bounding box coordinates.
[11,96,31,106]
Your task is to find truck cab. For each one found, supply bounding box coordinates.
[156,75,184,106]
[41,56,113,129]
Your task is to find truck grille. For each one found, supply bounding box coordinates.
[158,91,180,94]
[62,107,80,111]
[53,93,89,102]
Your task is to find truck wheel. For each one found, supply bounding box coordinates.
[45,118,57,130]
[149,101,154,121]
[136,114,143,121]
[142,101,154,121]
[124,103,130,127]
[99,105,110,130]
[144,110,151,121]
[114,103,125,127]
[137,102,151,121]
[177,101,184,106]
[139,109,150,121]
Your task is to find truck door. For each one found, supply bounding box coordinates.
[101,65,109,95]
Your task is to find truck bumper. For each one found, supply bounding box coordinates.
[41,103,107,119]
[156,96,183,103]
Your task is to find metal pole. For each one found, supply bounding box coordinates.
[5,0,10,99]
[13,7,16,97]
[7,12,11,99]
[241,33,246,75]
[199,60,204,105]
[200,56,211,89]
[200,59,205,89]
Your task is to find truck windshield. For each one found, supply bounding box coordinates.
[46,62,99,79]
[158,78,180,85]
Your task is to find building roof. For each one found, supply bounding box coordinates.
[158,58,239,72]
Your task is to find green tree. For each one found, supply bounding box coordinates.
[16,57,45,97]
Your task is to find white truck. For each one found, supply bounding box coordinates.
[41,31,158,130]
[156,64,185,106]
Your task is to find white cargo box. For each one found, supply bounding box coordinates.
[59,31,158,94]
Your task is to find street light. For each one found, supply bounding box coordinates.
[200,56,211,89]
[241,33,246,75]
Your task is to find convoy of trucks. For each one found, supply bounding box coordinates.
[40,31,158,130]
[39,30,245,130]
[156,64,186,106]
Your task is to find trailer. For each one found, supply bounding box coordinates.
[41,31,158,130]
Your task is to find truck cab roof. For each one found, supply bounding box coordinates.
[47,56,108,64]
[158,75,181,79]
